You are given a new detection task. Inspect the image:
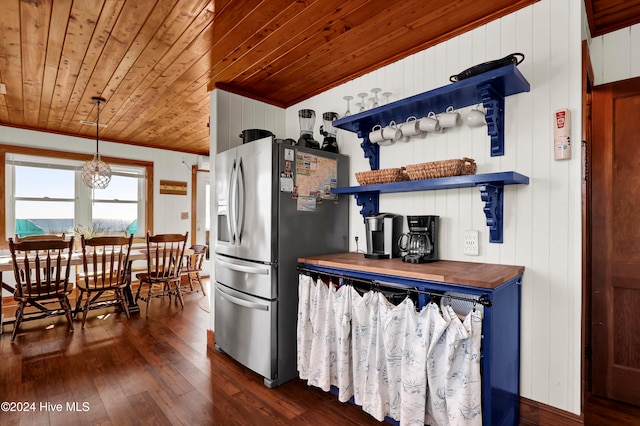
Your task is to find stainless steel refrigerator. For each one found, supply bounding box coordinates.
[213,136,349,388]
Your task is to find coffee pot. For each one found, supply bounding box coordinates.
[397,215,439,263]
[398,232,431,257]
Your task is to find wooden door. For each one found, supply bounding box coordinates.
[591,77,640,406]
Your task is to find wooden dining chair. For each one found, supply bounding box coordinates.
[75,234,134,329]
[14,233,66,242]
[135,232,188,317]
[8,237,75,342]
[180,244,207,296]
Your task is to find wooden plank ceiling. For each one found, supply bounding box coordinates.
[584,0,640,37]
[0,0,637,156]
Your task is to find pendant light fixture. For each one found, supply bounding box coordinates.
[81,96,112,189]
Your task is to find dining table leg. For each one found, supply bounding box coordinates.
[125,262,140,314]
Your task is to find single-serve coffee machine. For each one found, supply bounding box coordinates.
[397,215,439,263]
[364,213,403,259]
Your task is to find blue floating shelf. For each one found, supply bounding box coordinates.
[332,172,530,243]
[333,171,529,194]
[334,64,530,167]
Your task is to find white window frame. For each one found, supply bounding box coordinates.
[6,154,146,237]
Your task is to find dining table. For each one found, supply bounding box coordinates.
[0,245,193,332]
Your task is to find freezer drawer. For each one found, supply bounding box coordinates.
[215,254,275,299]
[214,283,277,380]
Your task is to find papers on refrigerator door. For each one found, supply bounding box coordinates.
[295,152,338,201]
[297,196,317,212]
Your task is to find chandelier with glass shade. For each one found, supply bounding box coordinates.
[81,96,112,189]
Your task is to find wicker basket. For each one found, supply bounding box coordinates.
[461,157,477,175]
[405,158,476,180]
[356,167,408,185]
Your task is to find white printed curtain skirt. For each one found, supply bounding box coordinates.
[296,275,483,426]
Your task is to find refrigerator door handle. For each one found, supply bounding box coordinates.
[215,255,270,275]
[229,159,238,244]
[237,157,246,244]
[215,285,270,311]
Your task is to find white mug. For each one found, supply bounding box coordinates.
[400,116,420,138]
[418,111,441,132]
[369,124,388,144]
[382,120,402,141]
[438,106,460,128]
[467,104,486,128]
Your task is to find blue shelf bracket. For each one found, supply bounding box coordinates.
[358,132,380,170]
[479,183,504,243]
[353,192,379,220]
[479,84,505,157]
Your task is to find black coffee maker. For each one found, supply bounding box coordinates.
[397,215,439,263]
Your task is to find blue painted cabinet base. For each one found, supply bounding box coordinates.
[299,264,522,426]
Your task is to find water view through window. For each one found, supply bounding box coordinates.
[13,163,141,237]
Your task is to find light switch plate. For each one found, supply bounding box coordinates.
[463,230,479,256]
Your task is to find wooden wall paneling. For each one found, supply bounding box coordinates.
[240,95,255,136]
[229,90,243,150]
[227,94,244,148]
[632,25,640,76]
[589,23,640,85]
[548,0,575,409]
[216,90,230,154]
[528,0,553,405]
[513,4,536,399]
[0,1,24,125]
[602,29,632,85]
[499,11,520,268]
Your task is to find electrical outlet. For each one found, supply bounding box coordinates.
[463,230,479,256]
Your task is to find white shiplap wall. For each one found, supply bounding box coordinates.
[210,89,286,154]
[589,23,640,85]
[209,0,583,414]
[284,0,583,414]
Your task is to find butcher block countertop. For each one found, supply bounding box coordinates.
[298,252,524,290]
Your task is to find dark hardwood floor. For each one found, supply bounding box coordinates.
[3,278,640,425]
[0,280,381,425]
[584,393,640,425]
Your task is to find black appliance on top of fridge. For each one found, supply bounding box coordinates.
[214,135,349,388]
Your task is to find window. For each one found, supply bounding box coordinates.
[7,154,146,238]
